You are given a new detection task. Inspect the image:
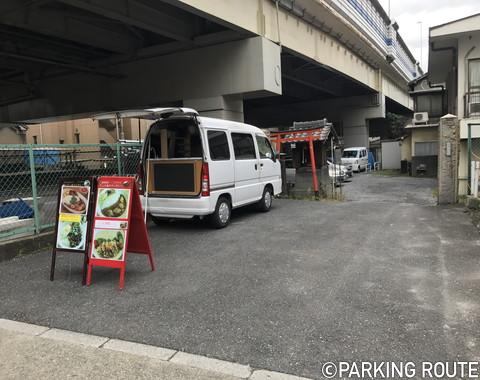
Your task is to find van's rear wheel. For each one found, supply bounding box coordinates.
[211,197,231,228]
[257,187,273,212]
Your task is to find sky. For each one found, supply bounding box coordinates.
[377,0,480,71]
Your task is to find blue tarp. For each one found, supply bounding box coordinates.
[0,199,34,219]
[24,149,61,167]
[368,151,375,168]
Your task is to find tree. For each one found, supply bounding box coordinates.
[385,112,409,139]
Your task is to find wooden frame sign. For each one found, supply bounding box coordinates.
[86,176,155,289]
[147,159,202,196]
[50,177,94,284]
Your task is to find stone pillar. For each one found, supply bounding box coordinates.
[184,95,244,122]
[438,114,459,204]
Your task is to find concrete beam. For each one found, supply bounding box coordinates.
[0,4,137,55]
[0,37,282,122]
[57,0,196,42]
[172,0,413,110]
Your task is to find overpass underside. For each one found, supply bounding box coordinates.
[0,0,413,148]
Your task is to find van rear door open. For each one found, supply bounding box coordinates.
[144,117,203,197]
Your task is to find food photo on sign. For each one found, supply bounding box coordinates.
[55,184,91,251]
[96,188,130,218]
[91,220,128,261]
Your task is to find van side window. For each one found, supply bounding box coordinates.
[231,133,256,160]
[208,130,230,160]
[256,135,274,159]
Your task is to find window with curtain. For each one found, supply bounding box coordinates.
[415,93,443,117]
[469,59,480,92]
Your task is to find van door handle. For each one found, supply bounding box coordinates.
[255,164,258,170]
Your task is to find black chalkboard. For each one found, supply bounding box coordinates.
[153,163,195,192]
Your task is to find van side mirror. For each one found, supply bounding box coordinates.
[271,151,277,162]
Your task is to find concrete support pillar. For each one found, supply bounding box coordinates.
[343,124,369,148]
[438,114,459,204]
[338,94,385,148]
[184,95,244,122]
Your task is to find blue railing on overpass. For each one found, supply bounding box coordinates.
[275,0,419,82]
[330,0,419,80]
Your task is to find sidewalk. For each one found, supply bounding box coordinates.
[0,319,310,380]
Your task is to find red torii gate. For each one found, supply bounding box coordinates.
[270,123,331,197]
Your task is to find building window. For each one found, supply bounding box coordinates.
[469,59,480,92]
[74,133,80,144]
[59,139,65,144]
[32,135,38,144]
[415,93,443,117]
[414,141,438,156]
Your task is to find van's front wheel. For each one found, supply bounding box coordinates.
[257,187,273,212]
[210,197,231,228]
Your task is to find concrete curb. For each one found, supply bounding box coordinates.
[0,318,313,380]
[0,230,54,263]
[170,351,251,378]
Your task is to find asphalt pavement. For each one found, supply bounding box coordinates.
[0,173,479,379]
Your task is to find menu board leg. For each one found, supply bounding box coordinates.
[50,249,57,281]
[86,263,92,286]
[148,251,155,271]
[82,253,89,285]
[119,267,125,290]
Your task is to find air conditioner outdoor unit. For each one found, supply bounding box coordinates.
[413,112,429,124]
[469,102,480,115]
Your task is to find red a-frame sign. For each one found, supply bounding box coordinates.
[86,176,155,289]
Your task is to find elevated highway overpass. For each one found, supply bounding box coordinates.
[0,0,420,147]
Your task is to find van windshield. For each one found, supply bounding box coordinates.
[342,150,358,158]
[146,118,202,159]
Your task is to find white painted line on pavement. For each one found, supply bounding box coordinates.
[170,351,252,379]
[250,369,312,380]
[103,338,177,361]
[0,318,50,336]
[40,328,109,348]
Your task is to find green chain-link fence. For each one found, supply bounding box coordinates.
[0,143,142,241]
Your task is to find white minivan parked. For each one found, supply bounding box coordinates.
[341,147,368,172]
[137,108,282,228]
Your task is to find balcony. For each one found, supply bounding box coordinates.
[465,92,480,118]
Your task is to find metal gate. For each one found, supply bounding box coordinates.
[467,124,480,196]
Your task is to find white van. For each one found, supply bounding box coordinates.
[137,108,282,228]
[341,147,368,172]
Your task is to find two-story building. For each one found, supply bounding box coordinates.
[402,73,446,177]
[428,13,480,196]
